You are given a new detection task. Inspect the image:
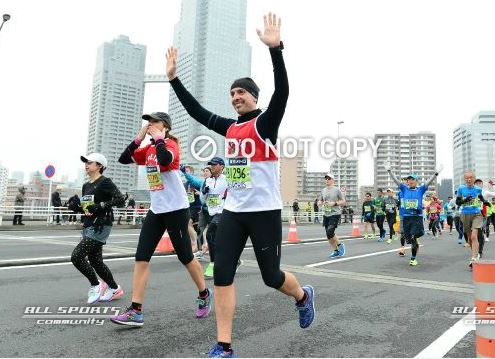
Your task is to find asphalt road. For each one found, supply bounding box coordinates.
[0,224,490,357]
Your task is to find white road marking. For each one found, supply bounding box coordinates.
[305,246,423,268]
[414,314,475,358]
[0,254,178,270]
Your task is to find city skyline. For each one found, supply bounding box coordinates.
[2,1,495,186]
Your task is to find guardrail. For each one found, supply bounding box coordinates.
[0,206,357,226]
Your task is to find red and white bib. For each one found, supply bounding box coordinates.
[224,117,282,212]
[132,139,189,214]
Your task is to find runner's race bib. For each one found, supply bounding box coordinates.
[364,205,372,212]
[324,203,334,215]
[386,204,394,210]
[226,158,252,190]
[187,192,195,203]
[81,195,95,215]
[405,199,418,209]
[207,194,221,208]
[146,165,164,191]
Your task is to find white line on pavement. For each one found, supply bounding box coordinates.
[414,314,475,358]
[305,245,423,268]
[0,254,178,270]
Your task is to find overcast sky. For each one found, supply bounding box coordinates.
[1,0,495,186]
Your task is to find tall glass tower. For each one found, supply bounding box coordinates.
[87,35,146,192]
[169,0,252,168]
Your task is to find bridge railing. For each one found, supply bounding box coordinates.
[0,206,356,226]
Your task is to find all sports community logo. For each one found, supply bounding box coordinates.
[23,306,121,326]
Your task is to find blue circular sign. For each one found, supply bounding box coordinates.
[45,165,56,179]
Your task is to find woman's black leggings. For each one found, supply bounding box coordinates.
[385,213,395,239]
[135,208,194,264]
[213,209,285,288]
[71,237,118,289]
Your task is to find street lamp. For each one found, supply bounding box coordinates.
[0,14,11,32]
[336,121,344,188]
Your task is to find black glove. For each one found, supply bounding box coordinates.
[463,195,473,204]
[87,203,107,215]
[202,186,210,195]
[86,204,101,214]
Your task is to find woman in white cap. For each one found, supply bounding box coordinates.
[111,112,212,327]
[71,153,125,304]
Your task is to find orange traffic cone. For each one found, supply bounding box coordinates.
[287,217,300,243]
[155,230,175,254]
[351,218,361,237]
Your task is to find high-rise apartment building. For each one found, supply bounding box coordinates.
[87,35,146,192]
[453,112,495,188]
[374,132,437,192]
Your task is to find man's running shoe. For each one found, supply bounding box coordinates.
[363,234,368,240]
[204,263,214,279]
[196,288,213,318]
[458,238,463,244]
[386,238,392,244]
[208,344,236,358]
[337,243,345,256]
[328,250,339,258]
[100,285,124,302]
[87,282,103,304]
[463,243,470,248]
[110,306,144,327]
[486,237,491,242]
[370,233,376,240]
[409,258,418,266]
[235,259,243,273]
[296,285,315,329]
[194,250,205,260]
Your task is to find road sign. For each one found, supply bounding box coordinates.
[340,186,347,193]
[45,165,56,179]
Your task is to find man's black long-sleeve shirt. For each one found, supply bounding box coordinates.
[169,47,288,145]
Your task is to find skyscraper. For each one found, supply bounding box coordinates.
[87,35,146,192]
[374,132,437,192]
[453,112,495,188]
[438,178,453,201]
[330,158,359,211]
[169,0,252,168]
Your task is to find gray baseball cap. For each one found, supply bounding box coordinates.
[142,112,172,129]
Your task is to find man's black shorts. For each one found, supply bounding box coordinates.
[403,215,424,241]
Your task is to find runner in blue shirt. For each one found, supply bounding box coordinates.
[386,163,441,266]
[455,171,490,268]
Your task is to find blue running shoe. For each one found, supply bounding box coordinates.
[208,344,236,358]
[458,238,463,244]
[328,250,339,258]
[296,285,315,329]
[337,242,345,257]
[110,306,144,327]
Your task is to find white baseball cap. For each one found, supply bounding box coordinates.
[324,173,335,179]
[81,153,108,169]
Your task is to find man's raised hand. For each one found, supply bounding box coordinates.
[256,12,281,48]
